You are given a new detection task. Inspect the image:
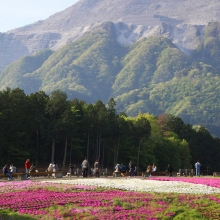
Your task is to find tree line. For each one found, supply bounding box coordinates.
[0,88,219,174]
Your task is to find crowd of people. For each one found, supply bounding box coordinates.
[68,159,196,178]
[146,163,157,177]
[80,157,100,178]
[2,157,203,180]
[65,158,101,178]
[2,159,57,181]
[114,160,138,177]
[2,159,36,181]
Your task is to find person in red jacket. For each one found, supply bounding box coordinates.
[25,159,31,178]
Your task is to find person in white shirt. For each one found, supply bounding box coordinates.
[152,164,157,172]
[115,164,121,172]
[9,164,17,173]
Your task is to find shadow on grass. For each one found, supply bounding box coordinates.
[0,210,36,220]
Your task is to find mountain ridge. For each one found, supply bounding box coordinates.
[1,0,220,71]
[1,22,220,137]
[1,1,220,136]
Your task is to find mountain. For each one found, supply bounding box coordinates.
[1,21,220,136]
[1,0,220,71]
[1,0,220,136]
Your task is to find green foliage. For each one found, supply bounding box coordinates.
[1,88,220,173]
[1,24,220,137]
[0,209,36,220]
[179,139,191,169]
[0,49,53,93]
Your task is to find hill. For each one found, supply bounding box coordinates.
[1,22,220,136]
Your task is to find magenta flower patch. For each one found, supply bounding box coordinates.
[0,180,220,219]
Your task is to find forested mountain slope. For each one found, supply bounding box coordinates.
[1,22,220,136]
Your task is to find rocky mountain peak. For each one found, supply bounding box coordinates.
[1,0,220,71]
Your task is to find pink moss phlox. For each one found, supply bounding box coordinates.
[0,186,168,219]
[2,180,220,219]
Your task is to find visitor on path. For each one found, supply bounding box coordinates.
[51,162,59,178]
[94,160,99,178]
[129,160,135,177]
[90,168,94,177]
[53,162,59,172]
[166,164,173,176]
[25,159,31,178]
[9,164,17,173]
[30,163,36,172]
[66,164,73,177]
[152,164,157,172]
[134,166,138,176]
[195,161,201,176]
[81,157,89,177]
[147,164,152,177]
[46,163,54,177]
[120,163,126,173]
[46,163,53,172]
[2,164,13,180]
[115,163,121,172]
[29,163,36,178]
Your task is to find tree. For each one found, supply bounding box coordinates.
[61,104,79,174]
[0,88,30,164]
[28,91,49,165]
[179,139,191,169]
[45,90,68,163]
[133,115,151,170]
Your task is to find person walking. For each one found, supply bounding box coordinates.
[167,164,173,176]
[25,159,31,178]
[195,161,201,176]
[94,159,100,178]
[129,160,135,177]
[2,164,13,180]
[81,157,89,177]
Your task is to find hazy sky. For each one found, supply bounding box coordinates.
[0,0,79,32]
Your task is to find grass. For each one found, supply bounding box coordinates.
[0,210,36,220]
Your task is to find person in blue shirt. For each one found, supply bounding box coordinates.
[195,161,201,176]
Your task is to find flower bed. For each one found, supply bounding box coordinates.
[0,179,220,219]
[43,178,220,194]
[150,177,220,189]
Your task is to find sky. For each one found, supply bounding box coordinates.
[0,0,79,32]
